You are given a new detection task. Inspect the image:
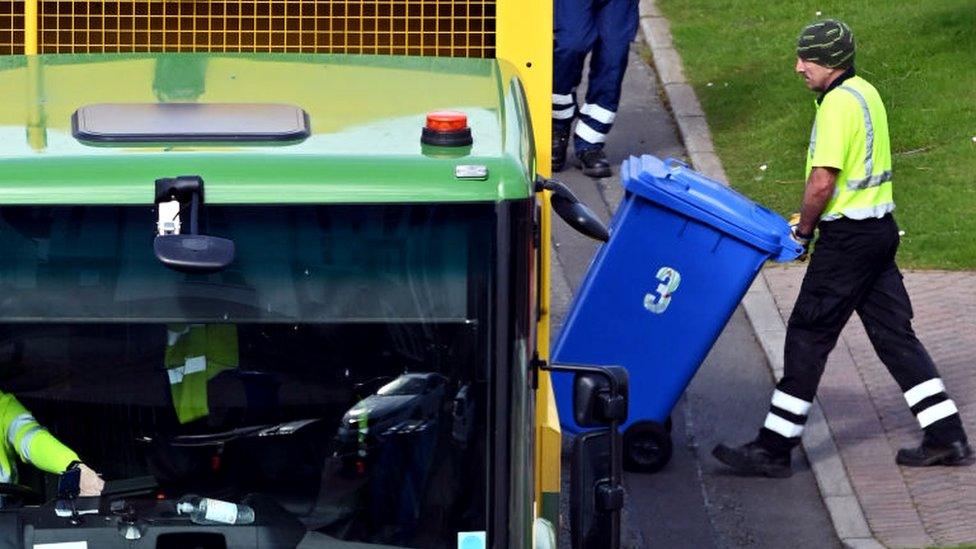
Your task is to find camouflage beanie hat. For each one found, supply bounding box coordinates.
[796,19,855,69]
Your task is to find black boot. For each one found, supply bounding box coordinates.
[552,126,570,173]
[712,441,793,478]
[576,148,612,178]
[896,439,974,467]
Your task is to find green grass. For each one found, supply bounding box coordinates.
[656,0,976,268]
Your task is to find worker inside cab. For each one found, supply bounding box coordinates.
[164,323,240,425]
[0,391,103,503]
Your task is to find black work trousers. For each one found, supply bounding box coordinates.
[759,214,967,454]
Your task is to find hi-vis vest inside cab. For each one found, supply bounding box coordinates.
[806,75,894,221]
[165,324,239,425]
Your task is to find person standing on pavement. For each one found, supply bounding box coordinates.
[713,19,973,477]
[551,0,639,178]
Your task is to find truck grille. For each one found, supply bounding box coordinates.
[0,1,25,54]
[3,0,496,57]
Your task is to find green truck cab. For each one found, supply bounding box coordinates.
[0,52,626,549]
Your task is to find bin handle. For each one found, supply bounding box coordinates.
[664,157,690,170]
[775,233,806,262]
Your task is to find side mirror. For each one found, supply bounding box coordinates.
[574,366,629,428]
[536,177,610,242]
[153,234,235,274]
[571,431,622,549]
[540,362,627,549]
[153,175,236,274]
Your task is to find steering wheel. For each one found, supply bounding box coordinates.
[0,482,44,505]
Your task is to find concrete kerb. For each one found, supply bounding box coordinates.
[636,1,882,547]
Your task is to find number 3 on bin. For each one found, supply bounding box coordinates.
[643,267,681,314]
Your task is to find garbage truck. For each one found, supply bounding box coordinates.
[0,2,631,548]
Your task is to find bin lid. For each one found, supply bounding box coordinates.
[621,155,802,262]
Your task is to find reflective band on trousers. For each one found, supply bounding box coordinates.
[771,389,812,416]
[580,103,616,125]
[764,413,804,438]
[552,93,574,106]
[553,105,575,120]
[574,121,606,144]
[838,85,889,191]
[917,400,959,428]
[904,378,946,407]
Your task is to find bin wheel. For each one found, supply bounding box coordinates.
[623,421,672,474]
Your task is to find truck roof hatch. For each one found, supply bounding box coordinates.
[72,103,311,144]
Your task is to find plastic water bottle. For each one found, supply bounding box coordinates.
[176,495,255,525]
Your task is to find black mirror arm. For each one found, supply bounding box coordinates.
[155,175,204,235]
[539,361,623,407]
[535,176,611,243]
[189,191,200,235]
[538,361,625,515]
[535,175,576,201]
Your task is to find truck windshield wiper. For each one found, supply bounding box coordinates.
[148,418,322,448]
[164,424,268,447]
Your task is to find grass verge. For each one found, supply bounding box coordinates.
[656,0,976,268]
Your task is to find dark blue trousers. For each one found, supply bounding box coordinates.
[552,0,639,153]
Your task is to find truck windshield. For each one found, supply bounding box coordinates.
[0,204,494,548]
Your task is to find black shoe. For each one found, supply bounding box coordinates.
[712,441,793,478]
[552,126,570,172]
[576,148,612,178]
[896,440,975,467]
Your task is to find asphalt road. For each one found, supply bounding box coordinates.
[550,46,841,549]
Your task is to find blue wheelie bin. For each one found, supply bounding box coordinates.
[551,155,802,473]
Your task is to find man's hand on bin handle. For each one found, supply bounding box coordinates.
[788,213,813,262]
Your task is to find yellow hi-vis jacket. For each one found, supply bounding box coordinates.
[0,392,78,483]
[806,75,895,221]
[164,324,239,424]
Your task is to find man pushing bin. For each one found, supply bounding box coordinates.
[713,19,972,478]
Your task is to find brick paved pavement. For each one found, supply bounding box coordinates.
[763,264,976,548]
